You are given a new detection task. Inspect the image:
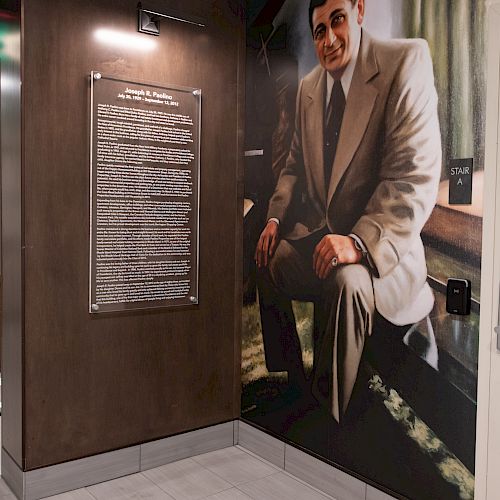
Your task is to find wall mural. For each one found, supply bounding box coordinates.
[242,1,484,499]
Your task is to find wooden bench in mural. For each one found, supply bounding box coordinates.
[365,173,483,473]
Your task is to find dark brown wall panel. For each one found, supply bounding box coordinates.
[22,0,243,469]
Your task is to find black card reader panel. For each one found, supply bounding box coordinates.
[446,278,471,316]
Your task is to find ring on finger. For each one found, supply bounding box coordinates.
[331,256,338,268]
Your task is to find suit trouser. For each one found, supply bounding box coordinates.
[257,236,375,423]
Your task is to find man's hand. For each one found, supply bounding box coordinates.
[255,220,280,268]
[313,235,362,279]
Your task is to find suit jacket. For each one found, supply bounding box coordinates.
[267,31,442,325]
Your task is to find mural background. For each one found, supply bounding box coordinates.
[241,1,485,499]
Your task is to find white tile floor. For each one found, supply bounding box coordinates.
[0,444,335,500]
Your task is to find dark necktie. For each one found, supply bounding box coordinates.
[324,80,345,190]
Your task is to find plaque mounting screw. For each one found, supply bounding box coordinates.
[189,296,198,304]
[91,304,100,312]
[192,89,201,96]
[93,72,102,80]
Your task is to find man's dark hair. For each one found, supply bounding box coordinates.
[309,0,357,33]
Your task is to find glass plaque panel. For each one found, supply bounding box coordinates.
[89,72,200,313]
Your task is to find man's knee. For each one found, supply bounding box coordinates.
[324,265,375,340]
[258,239,318,298]
[269,238,292,268]
[262,240,297,289]
[327,264,374,302]
[257,240,289,281]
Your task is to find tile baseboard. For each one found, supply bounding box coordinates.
[1,449,24,499]
[25,446,140,500]
[284,443,366,500]
[140,421,234,470]
[237,420,285,469]
[238,419,398,500]
[1,420,396,500]
[1,420,236,500]
[366,484,399,500]
[2,445,140,500]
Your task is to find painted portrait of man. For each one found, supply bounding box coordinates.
[255,0,441,423]
[243,0,484,498]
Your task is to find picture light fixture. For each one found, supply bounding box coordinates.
[137,2,205,36]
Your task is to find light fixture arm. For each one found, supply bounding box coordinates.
[137,2,205,35]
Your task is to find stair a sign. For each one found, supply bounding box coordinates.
[449,158,473,205]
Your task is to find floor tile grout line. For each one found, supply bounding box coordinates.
[191,445,279,476]
[237,443,347,499]
[141,457,233,500]
[137,469,176,493]
[198,444,274,469]
[278,443,334,500]
[136,475,180,500]
[145,462,185,500]
[188,459,239,492]
[232,471,334,500]
[278,468,336,500]
[233,481,258,499]
[83,483,100,500]
[188,448,275,490]
[283,457,366,500]
[141,461,191,500]
[198,486,252,500]
[222,446,335,500]
[228,469,281,488]
[235,444,283,471]
[82,471,168,500]
[195,483,237,499]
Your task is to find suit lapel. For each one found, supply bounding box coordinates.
[327,32,379,206]
[306,70,327,205]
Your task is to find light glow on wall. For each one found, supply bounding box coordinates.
[0,29,20,62]
[0,73,19,93]
[94,28,157,51]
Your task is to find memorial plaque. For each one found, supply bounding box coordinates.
[89,72,200,313]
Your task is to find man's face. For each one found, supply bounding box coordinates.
[312,0,364,78]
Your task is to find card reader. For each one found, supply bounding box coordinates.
[446,278,471,316]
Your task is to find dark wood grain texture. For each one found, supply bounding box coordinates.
[422,205,482,264]
[20,0,244,470]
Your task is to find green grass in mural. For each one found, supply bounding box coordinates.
[241,299,314,388]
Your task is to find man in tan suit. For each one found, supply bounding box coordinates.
[255,0,441,423]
